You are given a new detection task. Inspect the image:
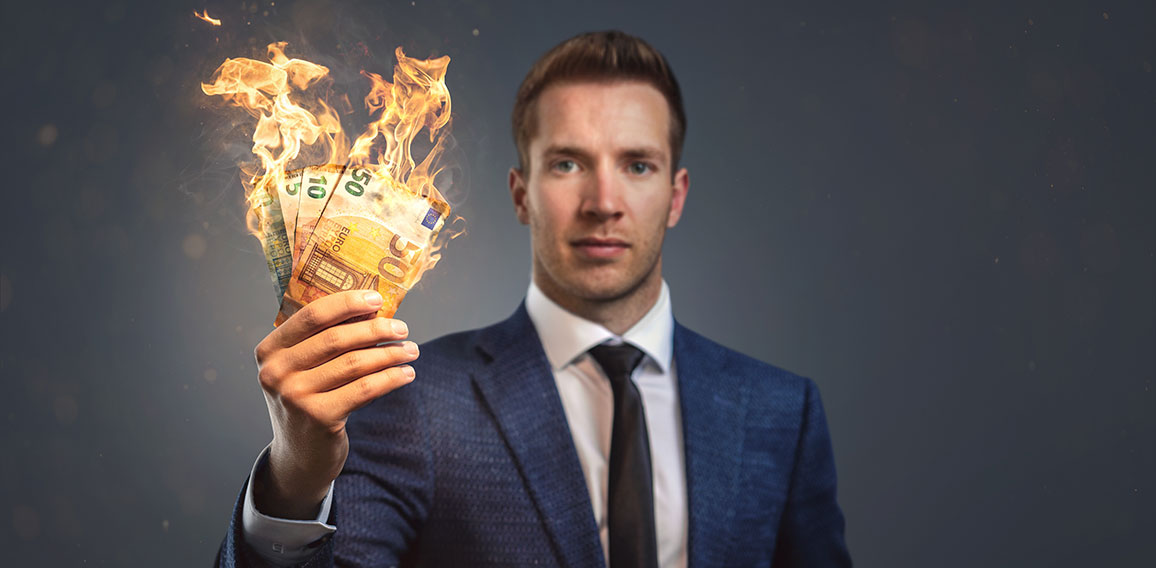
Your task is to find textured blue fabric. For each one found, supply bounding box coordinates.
[216,303,851,567]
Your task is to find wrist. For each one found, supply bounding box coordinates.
[256,442,336,520]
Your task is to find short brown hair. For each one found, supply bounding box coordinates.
[512,30,687,175]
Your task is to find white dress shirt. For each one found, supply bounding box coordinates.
[525,279,688,568]
[242,279,688,568]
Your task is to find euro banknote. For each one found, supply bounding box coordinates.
[253,181,294,298]
[275,168,302,263]
[293,164,345,263]
[274,164,450,325]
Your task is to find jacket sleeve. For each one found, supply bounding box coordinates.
[215,381,433,568]
[329,380,435,566]
[771,378,852,567]
[214,476,337,568]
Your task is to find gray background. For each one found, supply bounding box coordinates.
[1,0,1153,565]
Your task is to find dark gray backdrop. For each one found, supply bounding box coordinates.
[1,0,1152,566]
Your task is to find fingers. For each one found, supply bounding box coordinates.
[289,315,410,370]
[263,290,385,355]
[306,341,419,393]
[314,364,417,422]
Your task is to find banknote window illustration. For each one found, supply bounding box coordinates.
[315,259,355,290]
[301,249,362,293]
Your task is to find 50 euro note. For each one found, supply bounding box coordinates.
[274,164,451,325]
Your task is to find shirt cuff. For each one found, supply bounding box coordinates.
[241,444,336,566]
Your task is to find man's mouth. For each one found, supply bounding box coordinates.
[571,237,630,259]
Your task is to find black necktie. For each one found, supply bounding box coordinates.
[588,343,659,568]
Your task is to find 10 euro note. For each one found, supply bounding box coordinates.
[294,164,345,265]
[275,164,451,325]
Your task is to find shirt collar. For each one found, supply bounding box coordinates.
[525,278,674,374]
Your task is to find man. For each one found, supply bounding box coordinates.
[218,31,851,567]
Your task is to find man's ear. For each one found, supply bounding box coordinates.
[666,167,689,228]
[509,167,530,225]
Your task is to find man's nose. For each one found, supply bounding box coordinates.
[579,165,623,221]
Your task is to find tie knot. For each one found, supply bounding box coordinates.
[588,343,646,386]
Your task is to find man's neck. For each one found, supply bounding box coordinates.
[533,265,664,336]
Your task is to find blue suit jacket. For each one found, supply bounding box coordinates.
[218,304,851,567]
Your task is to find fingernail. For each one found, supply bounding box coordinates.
[392,320,408,336]
[403,341,419,355]
[402,365,415,379]
[364,291,382,307]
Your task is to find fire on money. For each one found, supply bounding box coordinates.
[201,42,462,323]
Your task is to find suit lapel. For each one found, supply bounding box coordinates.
[471,304,605,568]
[676,323,750,567]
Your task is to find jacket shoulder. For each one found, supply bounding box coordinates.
[677,324,813,387]
[415,327,485,367]
[405,311,525,389]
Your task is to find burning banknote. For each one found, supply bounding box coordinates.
[273,164,450,324]
[203,42,458,323]
[252,181,294,298]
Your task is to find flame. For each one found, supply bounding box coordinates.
[350,48,451,201]
[202,42,459,283]
[193,10,222,26]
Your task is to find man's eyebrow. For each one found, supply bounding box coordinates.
[620,146,666,162]
[541,145,595,162]
[541,145,667,164]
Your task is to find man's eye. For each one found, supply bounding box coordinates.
[553,160,577,173]
[628,162,652,175]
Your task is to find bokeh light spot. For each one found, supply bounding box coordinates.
[36,124,58,147]
[183,234,208,260]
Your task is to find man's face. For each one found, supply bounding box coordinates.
[509,80,689,305]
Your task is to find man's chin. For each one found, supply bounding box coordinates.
[563,270,649,303]
[536,256,659,306]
